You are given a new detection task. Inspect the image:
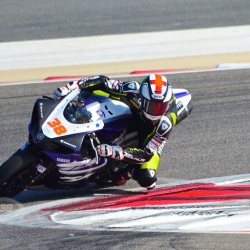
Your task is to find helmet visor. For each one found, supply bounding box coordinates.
[142,99,168,116]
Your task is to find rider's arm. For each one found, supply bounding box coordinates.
[166,95,178,127]
[125,115,173,163]
[53,75,140,99]
[78,75,141,96]
[99,115,173,164]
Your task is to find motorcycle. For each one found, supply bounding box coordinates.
[0,87,192,197]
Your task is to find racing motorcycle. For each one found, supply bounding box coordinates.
[0,87,192,197]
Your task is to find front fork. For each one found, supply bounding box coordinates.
[1,142,55,187]
[25,142,57,186]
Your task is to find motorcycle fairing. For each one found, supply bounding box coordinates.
[41,90,132,139]
[44,150,107,181]
[173,88,192,116]
[80,94,132,124]
[31,90,134,182]
[29,98,60,141]
[41,90,104,139]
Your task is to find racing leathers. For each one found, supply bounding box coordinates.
[53,75,179,189]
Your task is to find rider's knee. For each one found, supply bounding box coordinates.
[132,168,157,190]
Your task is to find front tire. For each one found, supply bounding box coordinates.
[0,143,38,197]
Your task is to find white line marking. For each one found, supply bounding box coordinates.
[0,25,249,70]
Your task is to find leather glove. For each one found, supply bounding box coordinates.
[53,80,80,99]
[97,144,124,160]
[53,86,70,100]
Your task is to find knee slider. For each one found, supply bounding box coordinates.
[132,168,157,188]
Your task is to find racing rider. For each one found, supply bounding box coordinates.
[53,74,192,190]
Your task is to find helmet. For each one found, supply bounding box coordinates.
[140,74,173,121]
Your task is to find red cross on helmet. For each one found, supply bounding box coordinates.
[140,74,173,121]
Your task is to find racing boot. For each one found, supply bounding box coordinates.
[95,163,132,187]
[112,167,132,186]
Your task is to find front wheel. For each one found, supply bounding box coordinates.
[0,143,39,197]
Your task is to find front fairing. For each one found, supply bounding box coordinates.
[29,90,103,154]
[29,89,132,154]
[41,90,104,139]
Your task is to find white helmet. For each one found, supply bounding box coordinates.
[140,74,173,121]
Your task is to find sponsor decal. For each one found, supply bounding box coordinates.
[151,137,162,147]
[56,158,71,163]
[152,94,164,100]
[127,82,135,89]
[39,103,44,118]
[37,133,44,141]
[96,109,105,117]
[60,140,77,148]
[88,75,100,80]
[146,136,165,154]
[146,141,158,152]
[21,142,29,150]
[36,164,47,173]
[161,121,169,131]
[156,119,170,136]
[176,101,183,111]
[124,152,145,162]
[149,170,155,177]
[79,76,99,85]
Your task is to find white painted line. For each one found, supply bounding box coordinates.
[216,63,250,69]
[215,176,250,186]
[0,25,249,70]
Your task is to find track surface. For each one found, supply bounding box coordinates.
[1,69,250,249]
[1,0,249,42]
[1,0,250,249]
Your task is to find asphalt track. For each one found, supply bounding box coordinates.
[1,0,249,42]
[0,0,250,249]
[1,69,250,249]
